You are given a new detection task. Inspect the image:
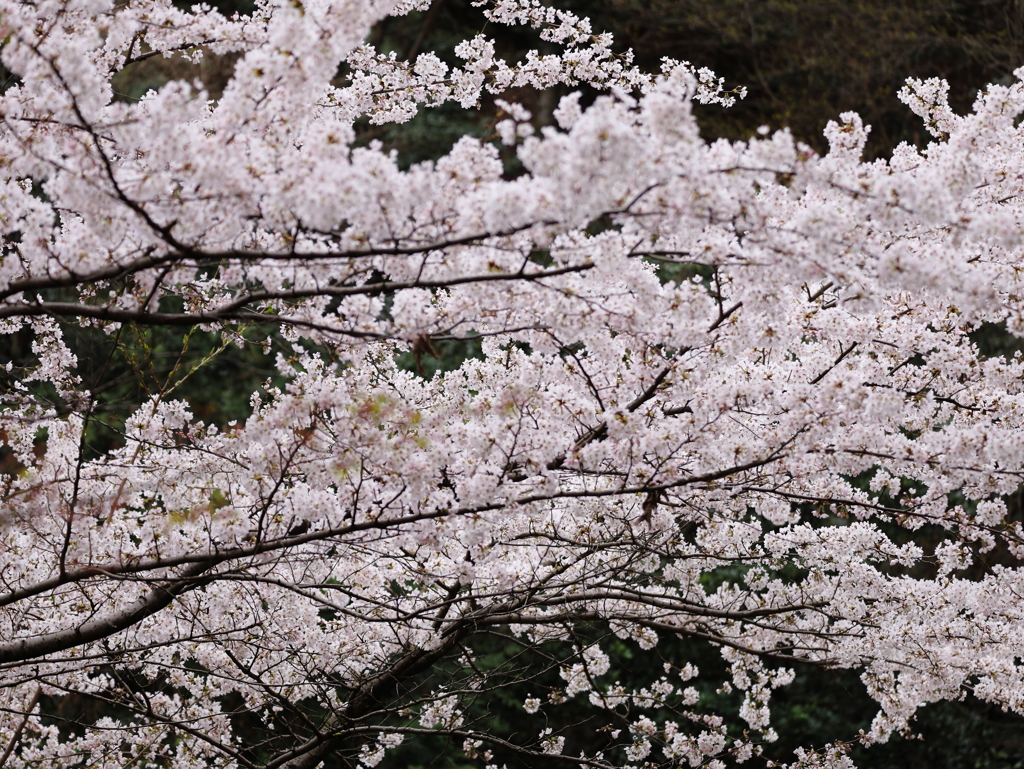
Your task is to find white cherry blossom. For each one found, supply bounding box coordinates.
[2,1,1024,767]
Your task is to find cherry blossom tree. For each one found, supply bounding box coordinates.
[3,1,1024,767]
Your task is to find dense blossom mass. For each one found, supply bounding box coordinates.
[2,0,1024,767]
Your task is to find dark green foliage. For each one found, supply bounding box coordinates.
[602,0,1024,157]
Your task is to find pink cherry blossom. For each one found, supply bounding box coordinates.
[1,1,1024,767]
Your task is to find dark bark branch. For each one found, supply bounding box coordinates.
[0,562,211,664]
[0,687,39,768]
[808,341,858,385]
[0,263,594,328]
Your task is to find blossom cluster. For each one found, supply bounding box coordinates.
[1,0,1024,767]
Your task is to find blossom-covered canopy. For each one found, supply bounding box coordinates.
[2,1,1024,767]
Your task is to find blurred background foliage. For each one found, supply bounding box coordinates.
[117,0,1024,160]
[602,0,1024,158]
[14,0,1024,766]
